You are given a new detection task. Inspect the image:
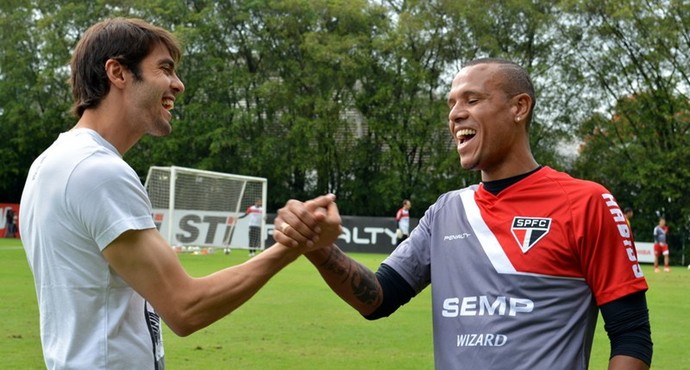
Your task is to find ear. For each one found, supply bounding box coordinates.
[104,58,127,89]
[512,93,532,123]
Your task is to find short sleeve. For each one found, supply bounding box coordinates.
[66,151,156,250]
[575,184,647,305]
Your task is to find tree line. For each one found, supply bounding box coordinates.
[1,0,688,260]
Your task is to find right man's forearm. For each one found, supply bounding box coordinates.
[305,245,383,315]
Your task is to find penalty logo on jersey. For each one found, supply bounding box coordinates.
[511,217,552,253]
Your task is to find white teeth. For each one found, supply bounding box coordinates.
[455,129,476,140]
[162,98,174,110]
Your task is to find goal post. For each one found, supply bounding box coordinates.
[144,166,267,251]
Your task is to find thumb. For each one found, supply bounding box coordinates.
[324,200,341,222]
[305,193,336,212]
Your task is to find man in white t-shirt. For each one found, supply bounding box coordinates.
[20,17,340,370]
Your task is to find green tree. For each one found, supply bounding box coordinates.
[565,0,690,258]
[13,0,684,239]
[0,0,96,202]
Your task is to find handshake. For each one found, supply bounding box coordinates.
[273,194,342,253]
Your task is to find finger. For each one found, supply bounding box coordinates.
[273,217,314,249]
[275,203,322,245]
[274,195,338,248]
[304,194,336,219]
[283,199,322,226]
[307,201,343,250]
[305,193,336,209]
[279,199,327,235]
[324,200,341,223]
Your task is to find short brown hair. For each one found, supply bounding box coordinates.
[69,17,182,117]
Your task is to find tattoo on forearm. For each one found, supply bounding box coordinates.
[319,247,382,306]
[351,263,381,305]
[319,246,349,280]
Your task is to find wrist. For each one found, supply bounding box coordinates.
[267,242,304,262]
[304,244,334,264]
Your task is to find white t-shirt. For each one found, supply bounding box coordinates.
[245,205,263,227]
[396,207,410,235]
[20,129,164,369]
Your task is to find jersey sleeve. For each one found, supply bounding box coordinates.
[383,199,445,294]
[573,182,648,305]
[66,151,156,250]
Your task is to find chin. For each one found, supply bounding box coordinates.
[458,157,476,170]
[152,123,172,137]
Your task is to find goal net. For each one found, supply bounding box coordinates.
[144,166,267,252]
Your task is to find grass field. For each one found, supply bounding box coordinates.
[1,237,688,369]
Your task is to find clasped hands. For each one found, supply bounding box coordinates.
[273,194,342,253]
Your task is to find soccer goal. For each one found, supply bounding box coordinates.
[144,166,267,252]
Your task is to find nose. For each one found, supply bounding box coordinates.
[172,74,185,94]
[448,102,468,124]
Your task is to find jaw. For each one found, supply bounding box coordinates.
[457,136,480,170]
[161,105,172,122]
[459,154,481,171]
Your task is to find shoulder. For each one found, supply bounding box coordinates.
[62,129,137,182]
[538,167,611,200]
[425,185,476,217]
[66,151,143,206]
[529,168,620,230]
[48,131,139,196]
[73,153,139,189]
[540,167,604,189]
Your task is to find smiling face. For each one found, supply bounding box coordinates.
[125,42,185,137]
[447,63,534,180]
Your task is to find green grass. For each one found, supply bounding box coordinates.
[1,237,688,369]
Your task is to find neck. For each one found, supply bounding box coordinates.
[75,107,140,155]
[482,165,542,195]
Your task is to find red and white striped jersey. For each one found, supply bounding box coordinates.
[384,166,647,370]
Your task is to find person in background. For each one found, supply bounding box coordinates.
[239,198,264,256]
[395,199,412,246]
[19,17,340,369]
[624,207,633,225]
[5,208,16,238]
[624,207,634,238]
[652,216,671,273]
[274,58,652,370]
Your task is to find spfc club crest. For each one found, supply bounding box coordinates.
[511,217,551,253]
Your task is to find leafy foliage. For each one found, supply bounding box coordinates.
[1,1,688,254]
[566,1,690,258]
